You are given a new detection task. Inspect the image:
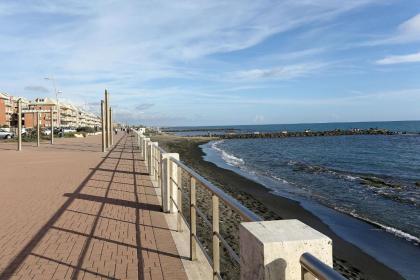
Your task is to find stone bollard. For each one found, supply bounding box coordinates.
[161,153,180,213]
[239,220,332,280]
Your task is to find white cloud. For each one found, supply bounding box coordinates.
[376,51,420,65]
[231,63,328,81]
[0,0,380,84]
[0,0,396,125]
[364,13,420,46]
[393,13,420,43]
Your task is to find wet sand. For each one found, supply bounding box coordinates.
[151,133,404,280]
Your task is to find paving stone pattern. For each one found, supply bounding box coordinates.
[0,135,188,280]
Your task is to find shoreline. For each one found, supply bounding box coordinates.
[152,133,405,280]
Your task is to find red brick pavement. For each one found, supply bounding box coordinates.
[0,135,188,280]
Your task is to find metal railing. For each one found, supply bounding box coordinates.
[163,146,262,279]
[300,253,346,280]
[133,130,346,280]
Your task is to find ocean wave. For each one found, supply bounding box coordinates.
[271,174,291,185]
[206,141,420,244]
[211,140,245,167]
[334,206,420,245]
[288,160,362,181]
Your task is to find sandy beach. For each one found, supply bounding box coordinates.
[151,133,404,280]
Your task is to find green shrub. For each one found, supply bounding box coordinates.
[76,127,96,133]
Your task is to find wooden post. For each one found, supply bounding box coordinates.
[37,112,40,147]
[104,90,109,148]
[17,99,22,151]
[190,177,197,261]
[101,100,106,152]
[212,195,220,279]
[107,103,111,147]
[110,107,114,146]
[50,107,54,144]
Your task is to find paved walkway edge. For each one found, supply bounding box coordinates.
[148,177,212,280]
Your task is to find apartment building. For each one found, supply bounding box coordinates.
[0,92,17,127]
[60,103,78,127]
[25,97,59,128]
[0,93,101,129]
[0,92,8,126]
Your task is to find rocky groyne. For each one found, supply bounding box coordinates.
[216,128,400,139]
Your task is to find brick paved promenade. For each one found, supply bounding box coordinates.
[0,135,188,280]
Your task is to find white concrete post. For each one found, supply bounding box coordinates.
[141,137,145,158]
[137,133,142,150]
[139,135,144,153]
[151,142,158,180]
[161,153,180,213]
[239,220,332,280]
[144,138,150,171]
[147,141,158,178]
[145,139,151,172]
[143,137,149,161]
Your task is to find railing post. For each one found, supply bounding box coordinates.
[149,142,158,181]
[177,164,183,232]
[212,195,220,279]
[156,148,160,182]
[190,177,197,261]
[137,134,142,150]
[145,139,151,173]
[161,153,180,213]
[239,220,333,280]
[158,149,162,188]
[152,144,156,178]
[142,137,147,160]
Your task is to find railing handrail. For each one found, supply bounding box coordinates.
[133,130,344,280]
[150,139,262,222]
[169,156,262,222]
[300,253,346,280]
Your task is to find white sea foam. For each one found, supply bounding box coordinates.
[271,175,290,184]
[211,140,245,167]
[345,175,359,181]
[334,206,420,245]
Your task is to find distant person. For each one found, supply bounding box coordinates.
[114,128,117,135]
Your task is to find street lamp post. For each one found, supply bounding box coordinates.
[45,77,61,129]
[50,107,54,144]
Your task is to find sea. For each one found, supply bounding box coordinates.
[166,121,420,279]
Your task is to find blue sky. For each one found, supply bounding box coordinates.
[1,0,420,126]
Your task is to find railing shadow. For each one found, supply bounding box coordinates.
[0,135,183,280]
